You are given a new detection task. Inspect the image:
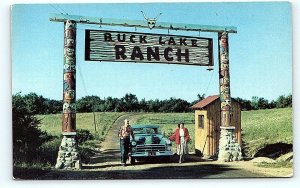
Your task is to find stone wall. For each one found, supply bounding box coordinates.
[55,135,81,169]
[218,128,243,162]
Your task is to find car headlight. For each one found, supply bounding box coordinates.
[165,139,171,145]
[131,141,137,146]
[131,147,136,152]
[167,145,172,151]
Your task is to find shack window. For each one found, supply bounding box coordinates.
[198,115,204,129]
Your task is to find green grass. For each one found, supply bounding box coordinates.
[37,108,292,158]
[134,108,292,157]
[15,108,292,179]
[242,108,293,157]
[34,112,126,166]
[38,112,126,138]
[255,161,293,168]
[135,113,195,152]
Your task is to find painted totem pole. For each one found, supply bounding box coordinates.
[55,20,81,169]
[217,32,242,162]
[62,20,76,133]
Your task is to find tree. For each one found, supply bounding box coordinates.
[268,100,277,109]
[21,92,46,114]
[76,95,103,112]
[276,94,292,108]
[234,97,252,111]
[103,97,116,111]
[139,98,148,112]
[12,93,51,163]
[120,93,139,112]
[171,99,191,112]
[43,99,62,114]
[251,96,259,110]
[197,93,205,101]
[286,94,292,107]
[257,97,269,109]
[191,94,206,106]
[148,99,161,112]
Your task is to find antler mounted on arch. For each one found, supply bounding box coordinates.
[141,11,162,29]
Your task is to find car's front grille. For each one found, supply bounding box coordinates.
[135,144,166,152]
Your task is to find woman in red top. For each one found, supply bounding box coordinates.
[169,122,190,163]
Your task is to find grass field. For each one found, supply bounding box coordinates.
[241,108,293,156]
[38,112,126,138]
[33,112,126,166]
[37,107,292,158]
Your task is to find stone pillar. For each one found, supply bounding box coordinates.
[217,32,242,162]
[55,20,81,169]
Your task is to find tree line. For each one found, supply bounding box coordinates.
[234,95,292,111]
[13,92,292,115]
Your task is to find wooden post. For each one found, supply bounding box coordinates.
[55,20,81,169]
[217,32,242,162]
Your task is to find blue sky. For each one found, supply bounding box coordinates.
[11,2,292,102]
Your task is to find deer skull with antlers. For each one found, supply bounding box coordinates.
[141,11,162,29]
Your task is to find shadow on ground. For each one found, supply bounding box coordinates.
[254,143,293,158]
[87,149,120,164]
[35,163,239,180]
[13,167,52,180]
[85,148,207,165]
[29,154,265,180]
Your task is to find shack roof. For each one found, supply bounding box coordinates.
[191,95,220,109]
[191,95,241,110]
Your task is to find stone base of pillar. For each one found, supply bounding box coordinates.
[55,135,81,169]
[217,128,243,162]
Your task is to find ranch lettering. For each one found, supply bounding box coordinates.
[85,30,213,66]
[114,45,189,62]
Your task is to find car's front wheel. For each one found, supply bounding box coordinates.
[130,157,136,165]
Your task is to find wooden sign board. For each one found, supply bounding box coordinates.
[85,30,213,66]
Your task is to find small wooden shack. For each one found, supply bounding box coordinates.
[191,95,242,157]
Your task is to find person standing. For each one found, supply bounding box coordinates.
[169,122,190,163]
[118,119,134,166]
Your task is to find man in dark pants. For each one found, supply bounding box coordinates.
[118,119,134,166]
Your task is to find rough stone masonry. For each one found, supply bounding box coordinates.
[218,128,243,162]
[55,135,81,169]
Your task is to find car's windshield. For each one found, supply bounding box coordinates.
[133,127,160,134]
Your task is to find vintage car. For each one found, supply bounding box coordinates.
[129,124,173,164]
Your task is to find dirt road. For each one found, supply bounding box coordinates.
[38,114,292,179]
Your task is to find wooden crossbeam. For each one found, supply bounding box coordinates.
[50,13,237,33]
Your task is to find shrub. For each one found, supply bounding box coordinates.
[38,136,61,165]
[13,93,53,164]
[76,129,94,144]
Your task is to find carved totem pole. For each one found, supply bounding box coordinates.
[55,20,81,169]
[218,32,242,162]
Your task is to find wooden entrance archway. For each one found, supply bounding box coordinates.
[50,13,241,169]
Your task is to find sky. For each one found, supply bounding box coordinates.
[11,2,292,102]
